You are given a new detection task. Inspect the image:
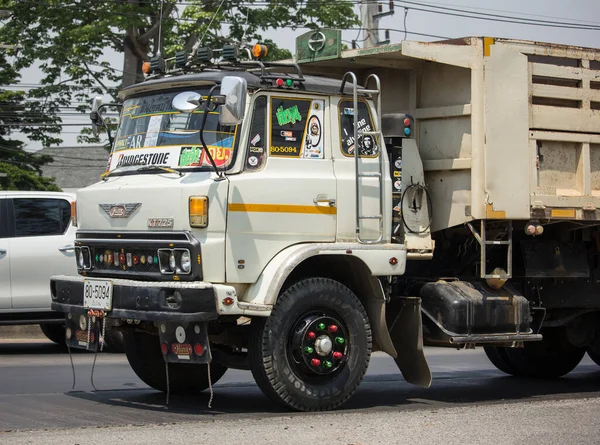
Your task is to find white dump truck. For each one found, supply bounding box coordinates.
[50,32,600,411]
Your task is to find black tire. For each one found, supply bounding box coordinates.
[487,328,585,378]
[588,347,600,367]
[39,323,66,346]
[484,345,518,375]
[123,330,227,394]
[249,277,372,411]
[103,328,125,353]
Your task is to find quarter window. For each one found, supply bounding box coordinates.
[339,100,379,157]
[13,198,71,237]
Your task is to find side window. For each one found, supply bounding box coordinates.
[245,96,267,171]
[13,198,71,237]
[270,97,325,159]
[339,100,379,157]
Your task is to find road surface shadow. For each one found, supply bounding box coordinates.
[0,341,122,355]
[64,365,600,419]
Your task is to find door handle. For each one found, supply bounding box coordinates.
[313,195,336,207]
[58,245,75,252]
[0,249,6,255]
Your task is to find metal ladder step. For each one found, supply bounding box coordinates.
[358,172,382,178]
[358,130,381,136]
[359,215,383,220]
[484,241,511,245]
[357,89,380,95]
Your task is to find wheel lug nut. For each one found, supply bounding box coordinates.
[317,323,326,330]
[335,336,345,345]
[311,358,321,367]
[304,346,314,354]
[323,360,332,368]
[307,331,316,340]
[328,324,338,333]
[333,351,343,359]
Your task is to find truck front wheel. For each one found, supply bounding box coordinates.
[249,277,372,411]
[484,327,585,378]
[123,330,227,394]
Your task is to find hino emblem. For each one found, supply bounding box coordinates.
[99,203,141,218]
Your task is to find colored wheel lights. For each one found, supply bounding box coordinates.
[328,324,338,333]
[335,336,345,345]
[333,351,343,360]
[304,346,314,354]
[311,358,321,367]
[307,331,316,340]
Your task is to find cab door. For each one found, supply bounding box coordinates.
[8,196,77,309]
[226,93,336,283]
[0,198,10,309]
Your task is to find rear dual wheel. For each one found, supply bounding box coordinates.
[249,278,372,411]
[484,327,586,378]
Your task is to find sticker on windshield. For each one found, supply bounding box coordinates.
[115,151,171,168]
[178,144,233,168]
[144,115,163,147]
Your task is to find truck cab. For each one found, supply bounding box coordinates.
[51,52,418,411]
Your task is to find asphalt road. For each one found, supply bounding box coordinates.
[0,339,599,444]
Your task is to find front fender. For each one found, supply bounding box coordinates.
[239,242,406,307]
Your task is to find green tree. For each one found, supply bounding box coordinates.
[0,49,60,191]
[0,0,358,132]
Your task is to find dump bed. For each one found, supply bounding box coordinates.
[298,37,600,232]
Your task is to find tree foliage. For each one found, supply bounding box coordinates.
[0,0,358,157]
[0,48,60,191]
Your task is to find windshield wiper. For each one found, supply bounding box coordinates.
[135,165,184,177]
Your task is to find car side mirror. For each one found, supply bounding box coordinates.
[90,96,103,137]
[218,76,247,126]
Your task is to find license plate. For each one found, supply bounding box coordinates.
[83,279,113,310]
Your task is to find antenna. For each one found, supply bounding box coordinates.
[157,0,164,56]
[192,0,227,55]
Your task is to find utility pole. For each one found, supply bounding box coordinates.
[360,0,395,48]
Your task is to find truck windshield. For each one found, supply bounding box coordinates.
[107,88,239,175]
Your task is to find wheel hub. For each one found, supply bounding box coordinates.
[314,335,333,356]
[289,314,348,376]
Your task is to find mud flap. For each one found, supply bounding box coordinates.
[157,321,212,364]
[64,313,101,352]
[387,296,432,388]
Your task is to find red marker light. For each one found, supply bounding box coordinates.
[333,352,343,360]
[161,342,168,355]
[194,343,205,356]
[275,78,285,87]
[307,331,316,340]
[403,118,411,126]
[222,297,234,306]
[328,325,338,333]
[119,253,126,264]
[311,358,321,367]
[133,255,139,265]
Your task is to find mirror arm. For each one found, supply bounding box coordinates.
[199,85,225,181]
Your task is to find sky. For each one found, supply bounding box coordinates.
[11,0,600,151]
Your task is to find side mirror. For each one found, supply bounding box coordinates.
[172,91,202,113]
[218,76,247,126]
[90,96,103,137]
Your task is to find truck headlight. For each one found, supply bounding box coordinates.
[78,250,85,268]
[169,252,177,271]
[180,250,191,273]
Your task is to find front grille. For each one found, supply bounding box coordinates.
[91,247,161,273]
[74,231,202,281]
